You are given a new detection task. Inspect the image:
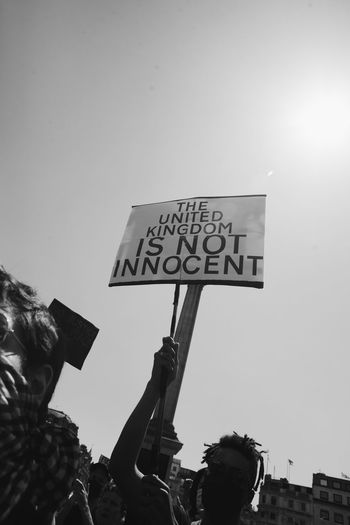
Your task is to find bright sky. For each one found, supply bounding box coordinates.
[2,0,350,497]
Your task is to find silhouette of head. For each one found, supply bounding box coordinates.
[200,432,265,520]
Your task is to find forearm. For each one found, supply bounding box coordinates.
[110,380,159,482]
[79,504,94,525]
[109,336,178,504]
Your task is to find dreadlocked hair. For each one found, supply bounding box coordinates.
[201,431,265,492]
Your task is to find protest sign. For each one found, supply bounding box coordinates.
[109,195,266,288]
[49,299,99,369]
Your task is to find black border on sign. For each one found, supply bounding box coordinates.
[109,279,263,289]
[131,194,267,208]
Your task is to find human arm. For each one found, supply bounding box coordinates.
[72,479,94,525]
[109,337,178,504]
[55,480,94,525]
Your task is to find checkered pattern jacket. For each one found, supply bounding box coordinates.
[0,357,80,521]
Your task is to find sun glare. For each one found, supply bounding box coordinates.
[287,83,350,157]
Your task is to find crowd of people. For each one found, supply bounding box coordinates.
[0,266,265,524]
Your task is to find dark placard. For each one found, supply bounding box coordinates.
[49,299,99,370]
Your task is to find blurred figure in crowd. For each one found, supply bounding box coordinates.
[88,462,111,518]
[56,461,111,524]
[94,482,124,525]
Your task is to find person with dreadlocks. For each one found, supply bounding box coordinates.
[0,266,80,524]
[189,432,265,525]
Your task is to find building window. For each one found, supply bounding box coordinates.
[301,502,306,511]
[271,512,276,520]
[288,499,294,508]
[320,491,329,500]
[271,496,276,505]
[300,521,305,525]
[334,494,343,504]
[320,479,328,487]
[262,495,266,503]
[347,497,350,505]
[334,482,341,489]
[320,509,329,520]
[287,518,293,524]
[334,513,344,524]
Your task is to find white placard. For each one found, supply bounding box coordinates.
[109,195,266,288]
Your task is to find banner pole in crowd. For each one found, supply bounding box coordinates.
[152,283,181,474]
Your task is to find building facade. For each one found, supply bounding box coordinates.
[167,457,196,507]
[312,473,350,525]
[256,475,313,525]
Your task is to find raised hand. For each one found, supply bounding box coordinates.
[149,337,179,393]
[72,479,89,508]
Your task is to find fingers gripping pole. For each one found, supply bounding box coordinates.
[152,283,180,475]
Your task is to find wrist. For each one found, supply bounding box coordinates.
[146,380,160,398]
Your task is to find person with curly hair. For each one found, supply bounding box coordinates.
[0,266,80,524]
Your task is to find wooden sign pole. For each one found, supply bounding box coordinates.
[164,283,204,424]
[150,283,204,476]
